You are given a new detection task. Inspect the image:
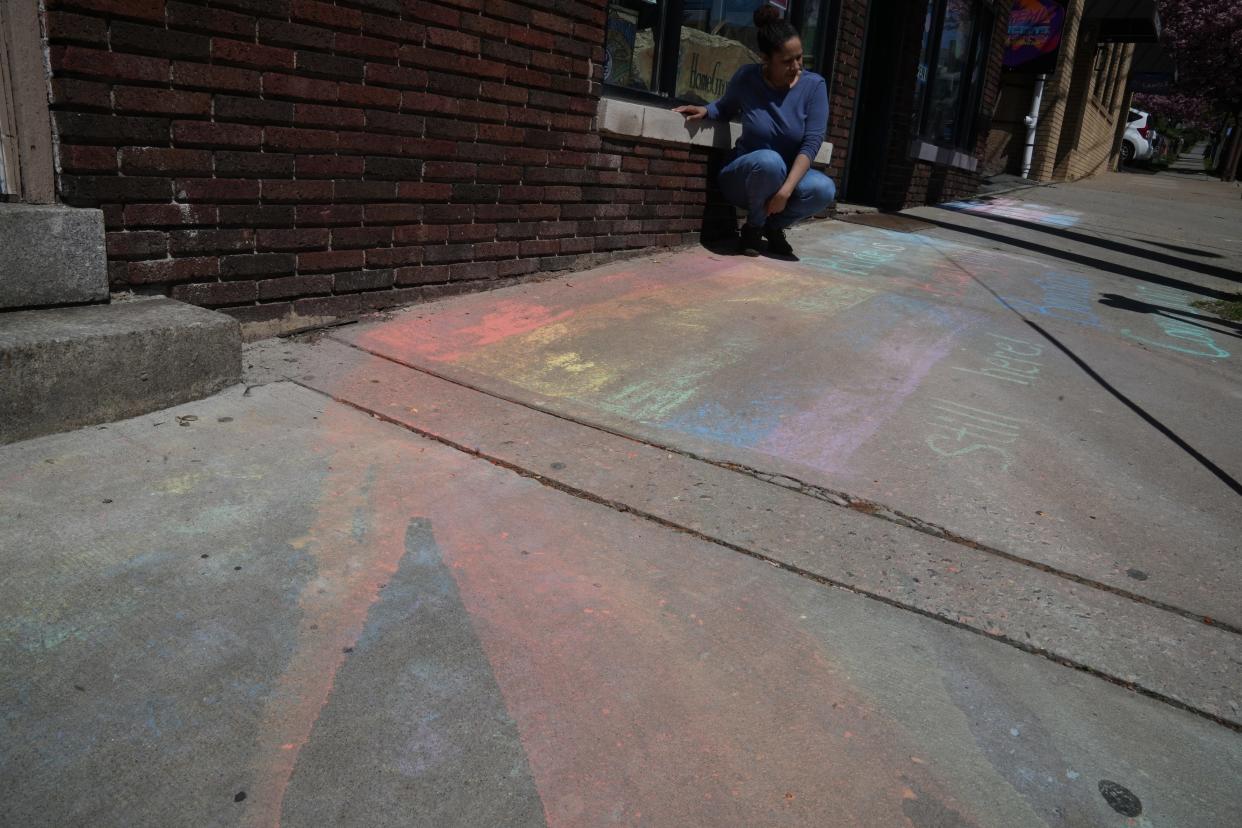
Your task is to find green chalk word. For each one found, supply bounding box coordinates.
[951,332,1045,386]
[1120,285,1230,360]
[925,397,1025,472]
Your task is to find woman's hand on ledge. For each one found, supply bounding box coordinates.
[673,105,708,122]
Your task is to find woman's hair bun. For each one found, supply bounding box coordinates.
[753,3,797,55]
[753,4,782,27]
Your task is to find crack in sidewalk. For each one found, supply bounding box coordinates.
[285,367,1241,733]
[330,334,1242,640]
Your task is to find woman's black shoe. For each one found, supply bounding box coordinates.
[764,223,793,256]
[738,223,763,256]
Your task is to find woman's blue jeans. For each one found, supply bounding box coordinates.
[717,149,837,230]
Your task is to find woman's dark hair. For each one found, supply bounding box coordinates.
[753,4,798,56]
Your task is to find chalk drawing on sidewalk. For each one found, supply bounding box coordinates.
[951,332,1046,386]
[799,240,907,279]
[1120,285,1230,360]
[999,272,1102,328]
[941,197,1082,228]
[356,237,993,476]
[920,332,1044,473]
[447,265,876,426]
[749,294,985,474]
[796,229,1054,307]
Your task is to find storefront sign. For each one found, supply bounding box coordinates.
[632,27,761,104]
[1004,0,1065,74]
[1130,73,1174,94]
[677,28,760,102]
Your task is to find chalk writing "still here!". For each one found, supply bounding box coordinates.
[925,332,1044,472]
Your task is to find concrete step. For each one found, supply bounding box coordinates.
[0,204,108,310]
[1,298,241,444]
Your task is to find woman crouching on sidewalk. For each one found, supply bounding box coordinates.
[675,4,835,257]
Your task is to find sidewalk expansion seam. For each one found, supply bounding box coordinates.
[331,334,1242,639]
[290,374,1242,734]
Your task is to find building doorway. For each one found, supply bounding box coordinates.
[843,1,908,205]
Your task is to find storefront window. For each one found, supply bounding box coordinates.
[912,2,936,133]
[924,0,974,144]
[914,0,994,149]
[798,0,826,73]
[604,0,664,93]
[676,1,763,103]
[604,1,832,105]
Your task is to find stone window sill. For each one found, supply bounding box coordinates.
[597,97,834,167]
[908,138,979,173]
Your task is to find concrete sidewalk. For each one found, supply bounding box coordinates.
[3,170,1241,826]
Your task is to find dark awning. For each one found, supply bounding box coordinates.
[1128,42,1175,93]
[1084,0,1161,42]
[1130,42,1173,75]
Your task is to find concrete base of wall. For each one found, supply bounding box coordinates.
[0,298,241,444]
[0,203,108,309]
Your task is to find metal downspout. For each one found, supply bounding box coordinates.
[1021,73,1047,178]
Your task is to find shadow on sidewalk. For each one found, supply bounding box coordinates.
[930,206,1242,283]
[1099,294,1242,340]
[954,280,1242,499]
[914,215,1240,303]
[1015,316,1242,498]
[1137,239,1226,259]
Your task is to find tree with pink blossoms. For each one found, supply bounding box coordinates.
[1132,92,1209,128]
[1157,0,1242,178]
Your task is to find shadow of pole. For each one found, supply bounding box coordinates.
[931,251,1242,499]
[1013,316,1242,497]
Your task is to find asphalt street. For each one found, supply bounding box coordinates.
[2,169,1240,826]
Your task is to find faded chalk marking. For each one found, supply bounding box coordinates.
[1001,273,1102,329]
[800,240,906,278]
[942,198,1082,228]
[599,379,699,423]
[244,410,412,828]
[1119,285,1230,359]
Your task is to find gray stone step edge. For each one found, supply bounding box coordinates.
[0,204,108,310]
[1,297,241,445]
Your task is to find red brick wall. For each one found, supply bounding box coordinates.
[824,0,867,184]
[42,0,1007,332]
[44,0,706,334]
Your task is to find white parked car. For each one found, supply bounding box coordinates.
[1121,109,1157,163]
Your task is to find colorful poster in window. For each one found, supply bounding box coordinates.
[604,7,640,86]
[1004,0,1064,74]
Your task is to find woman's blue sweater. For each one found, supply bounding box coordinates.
[705,64,829,164]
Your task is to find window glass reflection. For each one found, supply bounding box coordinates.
[924,0,975,145]
[799,0,823,72]
[604,0,662,92]
[676,1,763,104]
